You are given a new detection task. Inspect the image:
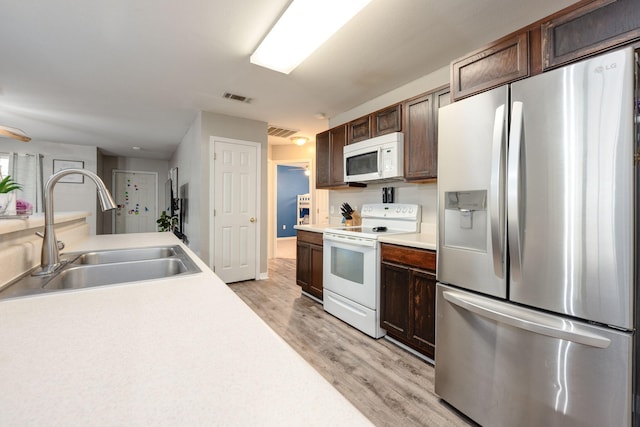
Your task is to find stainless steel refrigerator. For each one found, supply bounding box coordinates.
[435,47,637,426]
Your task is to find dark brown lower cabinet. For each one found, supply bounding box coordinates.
[380,243,436,360]
[296,230,323,300]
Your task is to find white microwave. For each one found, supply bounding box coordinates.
[343,132,404,183]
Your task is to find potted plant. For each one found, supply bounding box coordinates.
[156,211,178,232]
[0,175,22,215]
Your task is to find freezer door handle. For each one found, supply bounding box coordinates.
[507,101,524,280]
[490,104,506,278]
[442,290,612,349]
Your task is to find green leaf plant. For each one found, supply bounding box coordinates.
[0,175,22,193]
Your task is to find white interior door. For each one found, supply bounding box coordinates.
[112,170,158,234]
[212,138,259,283]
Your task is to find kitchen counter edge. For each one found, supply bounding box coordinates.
[378,233,437,251]
[295,224,437,251]
[0,232,372,426]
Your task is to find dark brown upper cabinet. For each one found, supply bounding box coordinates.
[373,104,402,137]
[347,104,402,144]
[316,125,364,189]
[450,0,640,101]
[451,31,529,101]
[403,86,449,182]
[542,0,640,70]
[403,93,433,181]
[315,130,331,188]
[347,115,371,144]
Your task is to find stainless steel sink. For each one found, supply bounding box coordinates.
[0,245,201,300]
[73,246,178,265]
[44,258,192,290]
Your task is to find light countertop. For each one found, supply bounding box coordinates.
[0,232,371,426]
[295,224,437,251]
[0,211,90,235]
[294,223,339,233]
[378,232,437,251]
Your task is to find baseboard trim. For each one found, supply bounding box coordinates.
[384,335,434,365]
[301,290,323,305]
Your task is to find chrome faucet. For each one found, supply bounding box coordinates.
[34,168,116,275]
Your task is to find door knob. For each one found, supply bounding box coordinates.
[249,217,256,223]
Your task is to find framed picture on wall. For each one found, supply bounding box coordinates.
[53,159,84,183]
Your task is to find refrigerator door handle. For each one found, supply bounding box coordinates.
[442,290,612,349]
[490,104,506,278]
[507,101,524,280]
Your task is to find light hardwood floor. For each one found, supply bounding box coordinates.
[229,258,475,427]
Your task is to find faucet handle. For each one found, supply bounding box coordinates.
[35,231,65,250]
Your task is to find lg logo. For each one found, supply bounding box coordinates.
[595,63,617,73]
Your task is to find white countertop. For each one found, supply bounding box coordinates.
[378,232,437,251]
[0,232,371,426]
[295,224,437,251]
[0,211,90,235]
[294,223,339,233]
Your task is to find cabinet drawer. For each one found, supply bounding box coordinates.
[381,243,436,271]
[297,230,323,246]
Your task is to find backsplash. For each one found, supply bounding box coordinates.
[328,181,437,229]
[0,213,90,287]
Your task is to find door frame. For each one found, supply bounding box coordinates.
[271,159,311,257]
[209,136,262,280]
[111,169,158,234]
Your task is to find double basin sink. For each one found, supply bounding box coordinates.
[0,245,201,300]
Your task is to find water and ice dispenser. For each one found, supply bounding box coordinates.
[444,190,487,252]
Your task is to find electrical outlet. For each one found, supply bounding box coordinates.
[330,205,335,214]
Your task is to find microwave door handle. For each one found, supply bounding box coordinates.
[377,147,382,176]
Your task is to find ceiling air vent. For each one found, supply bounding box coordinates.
[268,126,299,138]
[223,92,251,103]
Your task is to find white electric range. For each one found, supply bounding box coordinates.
[322,203,421,338]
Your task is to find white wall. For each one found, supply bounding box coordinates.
[170,111,268,276]
[170,112,202,253]
[0,139,99,234]
[330,65,450,128]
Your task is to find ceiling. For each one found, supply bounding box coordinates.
[0,0,577,160]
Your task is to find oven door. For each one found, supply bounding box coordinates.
[322,232,378,309]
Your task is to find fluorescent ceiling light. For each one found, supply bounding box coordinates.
[250,0,372,74]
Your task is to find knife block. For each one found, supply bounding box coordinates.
[345,211,362,227]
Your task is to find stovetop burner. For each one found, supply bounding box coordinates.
[325,203,421,240]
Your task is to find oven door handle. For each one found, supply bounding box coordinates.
[323,233,377,248]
